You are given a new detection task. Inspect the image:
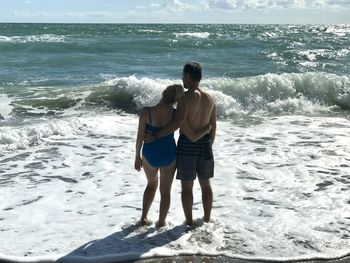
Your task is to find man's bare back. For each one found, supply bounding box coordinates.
[180,89,215,135]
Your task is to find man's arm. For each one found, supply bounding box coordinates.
[154,97,188,139]
[209,104,217,146]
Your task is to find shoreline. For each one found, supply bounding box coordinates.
[0,254,350,263]
[131,255,350,263]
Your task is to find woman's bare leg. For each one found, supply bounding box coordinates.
[140,158,158,225]
[157,161,176,227]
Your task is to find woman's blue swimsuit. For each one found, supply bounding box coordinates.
[142,108,176,168]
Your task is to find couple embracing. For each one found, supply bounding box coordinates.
[134,62,217,227]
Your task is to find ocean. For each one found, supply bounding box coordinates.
[0,23,349,262]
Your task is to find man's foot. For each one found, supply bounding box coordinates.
[203,216,210,223]
[156,221,166,228]
[184,219,193,226]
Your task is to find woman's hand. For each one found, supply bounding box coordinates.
[134,155,142,171]
[205,124,212,134]
[181,122,212,142]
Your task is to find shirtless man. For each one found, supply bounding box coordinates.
[146,62,217,225]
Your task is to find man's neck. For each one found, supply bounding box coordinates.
[187,84,200,93]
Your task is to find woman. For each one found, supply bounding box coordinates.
[134,84,210,227]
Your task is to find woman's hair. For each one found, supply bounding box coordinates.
[161,84,184,105]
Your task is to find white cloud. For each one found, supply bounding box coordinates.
[13,10,49,18]
[311,0,328,8]
[11,10,122,20]
[151,0,204,12]
[150,2,162,8]
[208,0,237,9]
[327,0,350,7]
[208,0,350,9]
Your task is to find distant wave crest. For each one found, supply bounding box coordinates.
[174,32,210,39]
[0,34,66,43]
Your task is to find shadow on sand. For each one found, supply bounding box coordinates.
[57,223,189,263]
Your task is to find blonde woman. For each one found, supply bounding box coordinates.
[134,84,210,227]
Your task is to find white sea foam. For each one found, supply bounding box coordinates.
[174,32,210,39]
[266,96,326,114]
[100,75,244,116]
[325,25,350,36]
[297,50,319,61]
[203,72,350,113]
[206,89,243,116]
[264,52,288,65]
[0,118,88,151]
[258,31,279,40]
[102,75,175,109]
[139,29,163,33]
[297,49,348,61]
[299,61,319,68]
[0,34,66,43]
[0,94,13,119]
[97,73,350,116]
[0,114,350,262]
[336,48,350,58]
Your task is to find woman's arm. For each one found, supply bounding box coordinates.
[135,108,147,171]
[181,122,212,142]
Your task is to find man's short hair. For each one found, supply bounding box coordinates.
[183,62,202,82]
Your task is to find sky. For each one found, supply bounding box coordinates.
[0,0,349,24]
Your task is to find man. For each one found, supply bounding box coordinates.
[146,62,216,225]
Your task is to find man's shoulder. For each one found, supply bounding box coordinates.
[200,90,215,103]
[184,89,204,98]
[200,89,211,96]
[183,91,194,101]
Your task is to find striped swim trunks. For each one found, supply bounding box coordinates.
[176,133,214,181]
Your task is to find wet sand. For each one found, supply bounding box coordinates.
[0,254,349,263]
[131,255,350,263]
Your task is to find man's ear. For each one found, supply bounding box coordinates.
[184,73,190,81]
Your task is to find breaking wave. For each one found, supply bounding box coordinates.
[1,73,349,119]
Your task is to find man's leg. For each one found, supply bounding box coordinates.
[198,179,213,223]
[181,180,194,225]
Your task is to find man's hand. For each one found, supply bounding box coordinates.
[144,131,156,144]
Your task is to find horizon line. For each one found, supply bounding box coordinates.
[1,21,349,25]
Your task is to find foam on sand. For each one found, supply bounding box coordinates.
[1,114,350,262]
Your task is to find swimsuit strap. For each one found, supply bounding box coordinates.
[148,107,152,124]
[172,109,176,120]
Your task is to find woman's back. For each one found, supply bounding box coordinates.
[142,103,176,168]
[146,104,174,128]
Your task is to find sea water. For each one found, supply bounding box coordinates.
[0,23,350,262]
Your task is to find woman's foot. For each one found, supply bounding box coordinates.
[139,218,152,226]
